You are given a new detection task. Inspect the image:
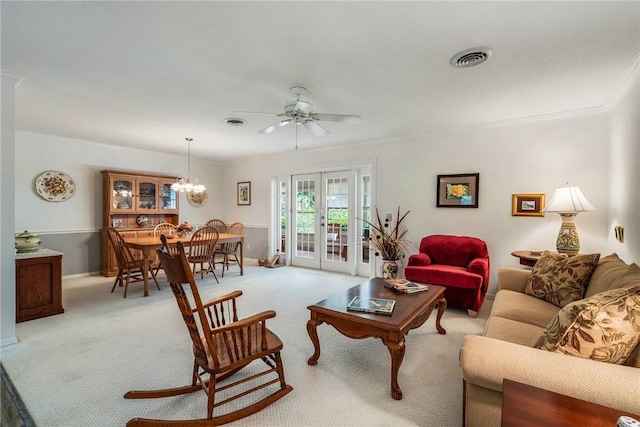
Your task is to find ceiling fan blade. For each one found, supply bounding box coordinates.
[259,119,292,134]
[313,113,363,124]
[303,120,329,137]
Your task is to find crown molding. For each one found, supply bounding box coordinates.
[15,130,222,166]
[1,69,24,86]
[337,105,609,152]
[604,55,640,110]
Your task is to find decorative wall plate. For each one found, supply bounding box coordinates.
[187,190,208,207]
[136,215,151,227]
[35,170,76,202]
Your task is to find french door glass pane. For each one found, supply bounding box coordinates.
[361,175,371,264]
[295,179,316,258]
[279,181,286,253]
[326,176,348,263]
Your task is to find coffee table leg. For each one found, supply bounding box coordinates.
[387,339,406,400]
[307,318,321,365]
[436,297,447,335]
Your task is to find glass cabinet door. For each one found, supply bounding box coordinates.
[159,182,178,212]
[137,180,157,211]
[110,177,134,212]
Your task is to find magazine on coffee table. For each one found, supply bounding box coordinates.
[384,279,429,294]
[347,296,395,315]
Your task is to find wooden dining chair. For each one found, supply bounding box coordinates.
[106,227,160,298]
[213,222,244,277]
[205,218,227,234]
[153,222,177,238]
[125,240,293,426]
[187,226,220,283]
[152,222,178,275]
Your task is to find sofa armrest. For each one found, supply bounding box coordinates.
[407,253,431,266]
[460,335,640,414]
[497,268,531,293]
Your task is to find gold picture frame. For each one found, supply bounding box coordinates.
[512,193,545,217]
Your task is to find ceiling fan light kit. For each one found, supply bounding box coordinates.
[236,86,362,149]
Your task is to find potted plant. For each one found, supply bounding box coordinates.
[360,206,411,278]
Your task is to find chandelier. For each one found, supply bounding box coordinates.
[171,138,206,194]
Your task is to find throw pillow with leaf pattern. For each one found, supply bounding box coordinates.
[524,252,600,307]
[535,285,640,365]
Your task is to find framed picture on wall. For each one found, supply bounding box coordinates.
[237,181,251,206]
[436,173,479,208]
[511,193,545,217]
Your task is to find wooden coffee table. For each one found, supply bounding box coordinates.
[306,278,446,400]
[502,379,640,426]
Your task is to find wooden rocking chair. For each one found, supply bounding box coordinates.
[124,238,293,426]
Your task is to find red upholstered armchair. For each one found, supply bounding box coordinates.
[405,235,490,317]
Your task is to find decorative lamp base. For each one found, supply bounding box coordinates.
[555,214,580,255]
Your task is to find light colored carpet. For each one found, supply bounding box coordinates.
[0,264,491,426]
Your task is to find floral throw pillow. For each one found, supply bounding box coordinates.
[525,252,600,307]
[535,285,640,365]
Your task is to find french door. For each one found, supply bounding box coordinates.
[290,171,353,274]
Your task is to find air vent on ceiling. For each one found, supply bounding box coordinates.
[450,47,493,68]
[223,117,246,126]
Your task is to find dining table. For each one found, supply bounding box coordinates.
[124,233,244,296]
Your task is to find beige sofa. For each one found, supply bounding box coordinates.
[459,253,640,427]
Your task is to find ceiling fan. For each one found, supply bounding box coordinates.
[236,86,363,137]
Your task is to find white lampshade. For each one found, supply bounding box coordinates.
[543,183,594,255]
[544,184,595,214]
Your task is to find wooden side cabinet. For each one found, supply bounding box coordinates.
[15,249,64,322]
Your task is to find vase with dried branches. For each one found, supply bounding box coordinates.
[359,207,410,278]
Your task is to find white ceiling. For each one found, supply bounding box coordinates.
[2,1,639,161]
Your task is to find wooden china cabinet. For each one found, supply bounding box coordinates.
[100,170,180,277]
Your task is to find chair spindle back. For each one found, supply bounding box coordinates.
[107,227,138,267]
[157,238,248,369]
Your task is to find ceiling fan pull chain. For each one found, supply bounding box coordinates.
[295,120,299,150]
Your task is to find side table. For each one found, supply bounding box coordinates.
[501,379,640,427]
[510,250,543,267]
[15,248,64,322]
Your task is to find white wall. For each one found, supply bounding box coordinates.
[220,113,619,294]
[14,132,223,233]
[607,78,640,261]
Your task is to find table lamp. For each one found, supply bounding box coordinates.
[543,183,595,255]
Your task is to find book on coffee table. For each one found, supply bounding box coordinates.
[347,296,395,315]
[384,279,429,294]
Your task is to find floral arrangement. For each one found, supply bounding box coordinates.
[360,206,410,261]
[176,221,193,234]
